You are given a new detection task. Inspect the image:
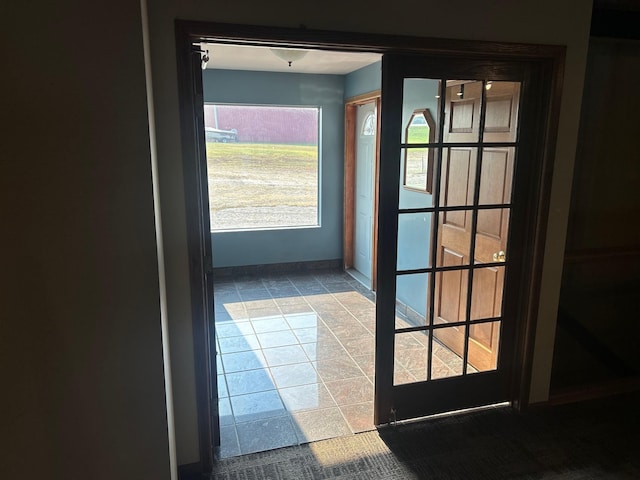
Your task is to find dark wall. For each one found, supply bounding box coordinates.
[552,37,640,391]
[0,0,171,477]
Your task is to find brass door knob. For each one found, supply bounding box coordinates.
[493,251,506,262]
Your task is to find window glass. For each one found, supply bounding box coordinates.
[204,104,320,231]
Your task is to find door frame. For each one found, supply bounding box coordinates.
[175,20,564,473]
[344,91,381,291]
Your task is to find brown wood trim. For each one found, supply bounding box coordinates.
[512,51,566,412]
[345,89,382,105]
[175,21,215,473]
[372,96,381,291]
[343,92,381,288]
[177,20,565,60]
[546,376,640,407]
[564,247,640,263]
[343,103,356,270]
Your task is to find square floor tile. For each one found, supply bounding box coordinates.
[324,376,373,406]
[222,350,266,373]
[352,354,375,377]
[218,334,261,354]
[284,312,321,329]
[217,425,241,459]
[292,327,320,344]
[257,330,299,349]
[226,368,276,396]
[230,390,286,423]
[238,288,271,301]
[268,287,300,298]
[216,322,255,338]
[279,383,337,412]
[218,397,234,426]
[263,345,309,367]
[236,415,298,455]
[251,316,290,333]
[342,335,375,356]
[292,407,352,444]
[270,362,319,389]
[217,375,228,398]
[339,402,375,434]
[314,355,364,381]
[279,303,315,315]
[328,321,371,340]
[216,355,224,374]
[246,305,281,317]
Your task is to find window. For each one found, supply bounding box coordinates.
[403,108,435,194]
[204,104,320,231]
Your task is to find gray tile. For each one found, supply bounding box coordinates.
[284,312,321,329]
[238,288,271,301]
[218,334,261,354]
[219,397,234,426]
[217,375,228,398]
[226,368,276,396]
[251,316,290,333]
[236,415,298,455]
[263,345,309,366]
[217,425,240,459]
[257,330,299,349]
[279,383,337,412]
[230,390,287,423]
[216,322,255,338]
[216,355,224,374]
[270,363,319,388]
[222,350,266,373]
[292,407,352,444]
[293,327,321,344]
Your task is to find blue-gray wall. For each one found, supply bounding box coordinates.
[345,66,438,319]
[344,61,381,99]
[396,79,439,318]
[203,69,345,267]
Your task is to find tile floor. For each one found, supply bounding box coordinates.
[213,268,467,458]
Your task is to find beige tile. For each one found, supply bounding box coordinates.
[324,376,373,405]
[314,355,363,381]
[292,407,351,443]
[339,402,375,433]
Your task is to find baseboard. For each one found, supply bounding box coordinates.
[178,462,203,480]
[395,299,426,327]
[213,259,342,278]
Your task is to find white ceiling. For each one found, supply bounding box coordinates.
[202,43,381,75]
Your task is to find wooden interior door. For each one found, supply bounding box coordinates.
[435,81,520,371]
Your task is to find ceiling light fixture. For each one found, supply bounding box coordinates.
[270,48,308,67]
[485,81,493,90]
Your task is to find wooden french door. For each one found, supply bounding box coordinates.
[374,54,542,424]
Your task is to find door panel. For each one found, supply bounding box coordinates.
[375,53,529,424]
[353,101,377,284]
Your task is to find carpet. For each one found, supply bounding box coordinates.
[211,392,640,479]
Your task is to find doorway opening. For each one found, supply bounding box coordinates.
[200,43,383,457]
[176,20,564,472]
